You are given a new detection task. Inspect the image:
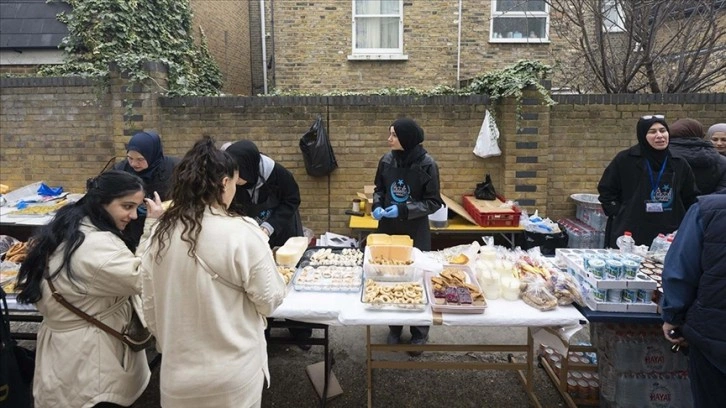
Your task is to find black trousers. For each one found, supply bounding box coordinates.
[388,325,429,340]
[688,345,726,408]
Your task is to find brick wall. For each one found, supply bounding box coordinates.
[190,0,252,95]
[1,73,724,237]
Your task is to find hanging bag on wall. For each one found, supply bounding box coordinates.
[299,115,338,177]
[473,110,502,158]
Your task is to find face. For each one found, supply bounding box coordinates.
[645,123,669,150]
[126,150,149,172]
[712,131,726,154]
[222,172,239,208]
[388,126,403,151]
[103,190,145,231]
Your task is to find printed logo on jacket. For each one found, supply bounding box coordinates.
[389,179,410,203]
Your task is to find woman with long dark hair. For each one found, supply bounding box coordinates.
[140,136,287,408]
[16,170,163,408]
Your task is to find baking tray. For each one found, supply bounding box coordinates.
[360,279,428,312]
[292,264,363,292]
[425,265,487,314]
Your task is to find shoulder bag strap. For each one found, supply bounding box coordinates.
[45,278,129,345]
[195,255,245,292]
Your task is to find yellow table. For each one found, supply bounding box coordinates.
[348,213,523,248]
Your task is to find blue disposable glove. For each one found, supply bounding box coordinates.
[372,207,386,220]
[384,205,399,218]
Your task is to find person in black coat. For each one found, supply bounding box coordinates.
[668,118,726,195]
[113,130,179,248]
[372,118,443,355]
[224,140,303,248]
[224,140,311,347]
[598,115,698,249]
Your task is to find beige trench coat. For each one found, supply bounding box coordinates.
[33,220,150,408]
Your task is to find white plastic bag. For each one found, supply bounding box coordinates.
[473,110,501,158]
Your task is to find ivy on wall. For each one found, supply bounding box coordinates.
[38,0,222,96]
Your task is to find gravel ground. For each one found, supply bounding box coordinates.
[14,322,590,407]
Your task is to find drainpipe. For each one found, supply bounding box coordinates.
[456,0,462,88]
[260,0,268,94]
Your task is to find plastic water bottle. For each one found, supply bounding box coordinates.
[616,231,635,254]
[650,233,666,253]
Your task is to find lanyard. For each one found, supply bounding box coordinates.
[646,157,668,193]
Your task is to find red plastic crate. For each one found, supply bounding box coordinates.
[462,195,521,227]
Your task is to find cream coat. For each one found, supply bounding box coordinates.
[140,207,286,408]
[33,220,151,408]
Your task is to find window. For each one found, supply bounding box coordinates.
[349,0,407,60]
[490,0,549,43]
[602,0,625,32]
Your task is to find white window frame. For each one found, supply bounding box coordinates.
[348,0,408,60]
[602,0,625,33]
[489,0,550,43]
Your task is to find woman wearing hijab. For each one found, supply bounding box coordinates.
[669,118,726,195]
[114,130,179,246]
[224,140,303,248]
[372,118,443,355]
[224,140,310,348]
[707,123,726,156]
[598,115,698,248]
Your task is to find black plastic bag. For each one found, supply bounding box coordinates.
[475,174,497,200]
[299,115,338,177]
[516,230,569,256]
[1,289,33,408]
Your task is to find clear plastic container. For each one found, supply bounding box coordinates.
[361,279,428,311]
[616,231,635,253]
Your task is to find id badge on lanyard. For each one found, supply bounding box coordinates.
[645,158,667,213]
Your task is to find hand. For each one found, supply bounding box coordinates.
[372,207,386,220]
[383,205,399,218]
[663,322,684,344]
[144,192,164,219]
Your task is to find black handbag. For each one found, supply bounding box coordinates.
[475,174,498,200]
[299,115,338,177]
[1,288,33,408]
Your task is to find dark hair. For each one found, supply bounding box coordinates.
[152,136,237,259]
[16,170,145,304]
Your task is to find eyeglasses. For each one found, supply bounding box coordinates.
[641,114,665,120]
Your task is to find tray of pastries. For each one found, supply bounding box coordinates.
[361,278,428,312]
[425,265,486,314]
[290,247,364,292]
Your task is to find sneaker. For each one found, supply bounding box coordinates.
[386,332,401,345]
[297,343,312,351]
[408,336,428,357]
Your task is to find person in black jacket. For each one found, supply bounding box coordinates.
[598,115,698,248]
[372,118,443,356]
[224,140,303,248]
[224,140,311,347]
[113,130,179,247]
[669,118,726,195]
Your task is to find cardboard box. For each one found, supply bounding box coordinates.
[356,185,375,215]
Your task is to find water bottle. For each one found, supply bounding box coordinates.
[650,233,666,253]
[616,231,635,254]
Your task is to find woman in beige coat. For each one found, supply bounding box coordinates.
[140,136,287,408]
[16,170,164,408]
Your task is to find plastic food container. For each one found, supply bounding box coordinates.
[292,265,363,292]
[425,265,487,314]
[363,246,416,281]
[360,279,428,312]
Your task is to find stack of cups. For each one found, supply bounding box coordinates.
[475,260,500,300]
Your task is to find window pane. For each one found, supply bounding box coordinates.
[356,17,399,48]
[496,0,546,13]
[356,0,400,15]
[492,17,547,39]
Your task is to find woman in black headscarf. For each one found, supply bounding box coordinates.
[372,118,443,355]
[598,115,698,248]
[114,130,179,247]
[224,140,303,248]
